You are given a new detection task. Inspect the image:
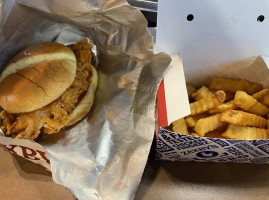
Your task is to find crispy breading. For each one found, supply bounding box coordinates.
[0,40,92,140]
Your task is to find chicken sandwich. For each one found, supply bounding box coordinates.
[0,40,98,140]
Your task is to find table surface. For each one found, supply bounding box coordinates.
[1,145,269,200]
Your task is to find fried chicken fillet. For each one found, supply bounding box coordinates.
[0,40,98,140]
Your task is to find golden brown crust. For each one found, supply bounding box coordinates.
[0,60,76,113]
[0,42,77,113]
[0,42,76,82]
[0,40,98,140]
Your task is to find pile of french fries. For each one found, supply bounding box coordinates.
[171,77,269,139]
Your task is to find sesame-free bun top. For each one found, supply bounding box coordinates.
[0,42,77,113]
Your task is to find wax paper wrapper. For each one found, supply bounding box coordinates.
[0,1,171,199]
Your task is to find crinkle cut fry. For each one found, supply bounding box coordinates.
[252,89,269,107]
[208,100,237,113]
[185,116,196,128]
[252,89,269,100]
[221,110,267,128]
[172,118,188,135]
[209,77,263,94]
[195,114,226,136]
[185,113,209,128]
[222,124,268,139]
[192,86,213,101]
[234,91,269,116]
[190,90,226,115]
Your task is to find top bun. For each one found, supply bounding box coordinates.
[0,42,77,113]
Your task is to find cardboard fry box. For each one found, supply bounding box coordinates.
[155,0,269,164]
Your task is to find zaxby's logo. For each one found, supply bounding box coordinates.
[3,144,50,170]
[196,151,219,158]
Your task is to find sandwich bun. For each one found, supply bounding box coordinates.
[68,63,98,126]
[0,40,98,140]
[0,42,77,114]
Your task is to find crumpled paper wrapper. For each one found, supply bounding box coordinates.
[0,0,171,199]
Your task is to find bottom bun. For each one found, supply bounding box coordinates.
[68,63,98,126]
